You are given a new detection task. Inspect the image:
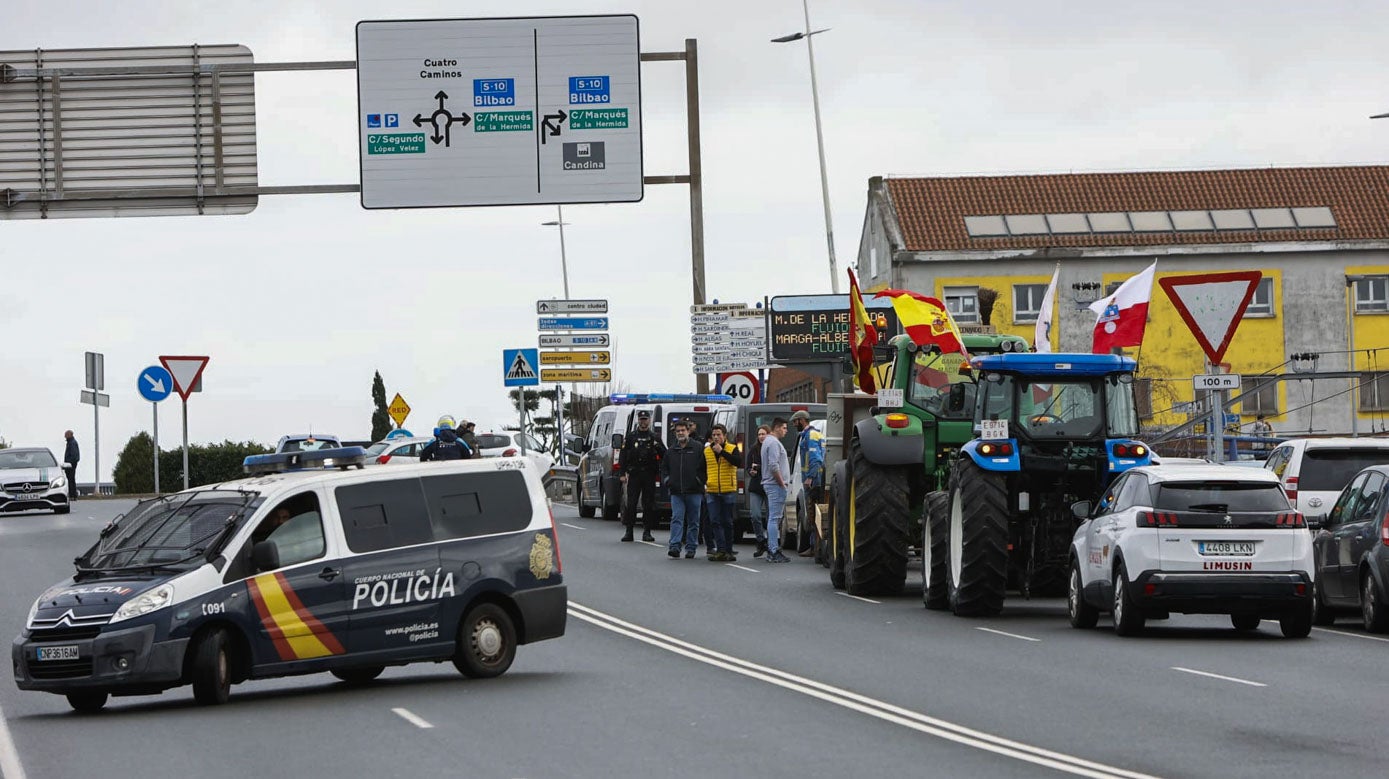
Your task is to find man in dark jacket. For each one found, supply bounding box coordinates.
[62,430,79,499]
[619,410,665,542]
[459,421,480,459]
[661,419,707,559]
[420,417,472,461]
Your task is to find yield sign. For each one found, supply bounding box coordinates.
[1157,272,1262,365]
[159,355,210,401]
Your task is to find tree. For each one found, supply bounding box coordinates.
[370,371,392,441]
[977,287,1000,327]
[113,433,273,494]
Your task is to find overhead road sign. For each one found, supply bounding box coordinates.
[388,393,412,428]
[690,303,748,313]
[541,351,611,365]
[0,45,258,219]
[1158,271,1262,365]
[356,15,643,209]
[1194,374,1241,391]
[537,299,608,314]
[539,316,609,331]
[769,294,897,362]
[138,366,174,403]
[693,360,771,374]
[540,333,610,348]
[541,368,612,382]
[159,356,210,401]
[503,348,540,387]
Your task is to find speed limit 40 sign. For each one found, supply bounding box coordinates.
[717,371,761,405]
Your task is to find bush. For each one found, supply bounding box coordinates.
[114,434,272,494]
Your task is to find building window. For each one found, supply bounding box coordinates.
[944,286,979,323]
[1359,373,1389,412]
[777,381,818,404]
[1105,280,1124,296]
[1136,378,1154,420]
[1012,284,1047,324]
[1356,277,1389,313]
[1245,278,1275,317]
[1239,375,1279,415]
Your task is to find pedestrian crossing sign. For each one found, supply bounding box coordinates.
[503,348,540,387]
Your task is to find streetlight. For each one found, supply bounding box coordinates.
[773,0,840,294]
[540,205,571,299]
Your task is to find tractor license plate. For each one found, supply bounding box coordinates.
[1198,541,1255,556]
[36,645,80,661]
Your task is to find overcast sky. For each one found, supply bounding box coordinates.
[4,0,1389,480]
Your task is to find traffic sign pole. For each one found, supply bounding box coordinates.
[181,398,190,490]
[152,402,160,495]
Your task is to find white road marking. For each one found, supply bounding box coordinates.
[1313,627,1389,644]
[1170,667,1267,688]
[725,563,761,573]
[975,627,1041,643]
[835,592,881,605]
[560,523,586,530]
[568,602,1160,779]
[392,707,434,729]
[637,541,663,548]
[0,692,27,779]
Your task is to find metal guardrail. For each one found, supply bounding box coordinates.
[544,466,580,503]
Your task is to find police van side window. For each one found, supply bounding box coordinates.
[335,478,434,553]
[227,492,326,580]
[420,471,532,540]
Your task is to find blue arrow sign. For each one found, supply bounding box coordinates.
[138,365,173,403]
[503,348,540,387]
[538,316,609,331]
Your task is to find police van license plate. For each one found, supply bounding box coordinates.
[1198,541,1255,556]
[36,645,79,661]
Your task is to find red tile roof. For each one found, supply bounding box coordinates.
[882,165,1389,252]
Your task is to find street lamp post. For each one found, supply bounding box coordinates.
[541,205,571,299]
[541,206,575,459]
[773,0,840,294]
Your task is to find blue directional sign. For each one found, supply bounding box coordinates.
[569,75,611,104]
[385,428,414,440]
[503,348,540,387]
[137,365,174,403]
[538,316,609,331]
[474,78,516,106]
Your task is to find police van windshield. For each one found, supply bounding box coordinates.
[79,490,259,573]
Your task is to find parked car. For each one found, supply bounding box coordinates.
[275,434,342,453]
[475,431,554,474]
[1068,464,1314,638]
[1310,464,1389,632]
[362,436,432,465]
[0,447,70,515]
[1263,437,1389,519]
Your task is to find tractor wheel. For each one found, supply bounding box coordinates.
[922,491,949,610]
[829,464,848,590]
[945,459,1008,617]
[844,437,911,597]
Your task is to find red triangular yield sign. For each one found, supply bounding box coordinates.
[1157,272,1262,365]
[159,355,210,401]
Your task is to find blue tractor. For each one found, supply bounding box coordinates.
[925,353,1153,616]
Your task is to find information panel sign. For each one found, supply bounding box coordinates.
[768,294,897,362]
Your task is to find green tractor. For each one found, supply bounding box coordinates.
[824,331,1029,596]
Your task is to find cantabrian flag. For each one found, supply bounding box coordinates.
[873,289,969,358]
[848,268,879,394]
[1088,261,1157,354]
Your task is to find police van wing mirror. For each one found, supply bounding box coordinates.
[611,433,624,450]
[1070,501,1093,520]
[252,541,280,573]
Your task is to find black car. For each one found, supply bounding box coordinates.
[1311,464,1389,632]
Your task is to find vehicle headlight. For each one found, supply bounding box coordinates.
[50,475,66,489]
[26,595,44,628]
[110,584,174,624]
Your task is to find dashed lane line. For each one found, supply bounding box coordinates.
[392,707,435,729]
[725,563,761,573]
[1171,667,1266,688]
[975,627,1042,643]
[835,592,881,605]
[559,523,586,530]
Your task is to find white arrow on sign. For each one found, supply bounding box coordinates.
[143,373,166,394]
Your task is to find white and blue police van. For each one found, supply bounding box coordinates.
[12,447,566,712]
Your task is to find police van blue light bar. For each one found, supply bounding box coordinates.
[609,393,734,405]
[243,447,369,475]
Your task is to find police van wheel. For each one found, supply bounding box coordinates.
[331,666,384,684]
[454,603,517,679]
[191,629,232,705]
[66,692,107,713]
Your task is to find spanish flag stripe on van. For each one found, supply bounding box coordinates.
[247,573,343,660]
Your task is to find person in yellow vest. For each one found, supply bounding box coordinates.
[703,424,742,562]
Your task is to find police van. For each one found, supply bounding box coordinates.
[12,447,566,712]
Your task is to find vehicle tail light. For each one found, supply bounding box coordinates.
[503,448,519,457]
[978,442,1014,456]
[1139,511,1180,527]
[1284,476,1298,503]
[547,505,563,573]
[1381,513,1389,546]
[1144,583,1159,596]
[885,413,910,429]
[694,406,709,412]
[376,455,391,464]
[1113,444,1148,457]
[1274,512,1306,528]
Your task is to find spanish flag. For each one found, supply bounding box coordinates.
[848,268,878,394]
[873,289,969,358]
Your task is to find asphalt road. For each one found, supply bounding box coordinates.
[2,500,1387,779]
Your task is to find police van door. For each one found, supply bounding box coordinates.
[334,478,446,656]
[237,491,350,666]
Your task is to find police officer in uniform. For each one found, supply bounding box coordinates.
[420,415,473,461]
[619,409,665,542]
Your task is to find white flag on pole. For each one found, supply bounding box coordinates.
[1035,264,1060,353]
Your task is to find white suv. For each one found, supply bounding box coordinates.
[1263,438,1389,520]
[1068,465,1315,638]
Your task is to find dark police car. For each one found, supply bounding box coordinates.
[13,448,566,712]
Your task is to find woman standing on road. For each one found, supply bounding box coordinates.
[745,425,771,558]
